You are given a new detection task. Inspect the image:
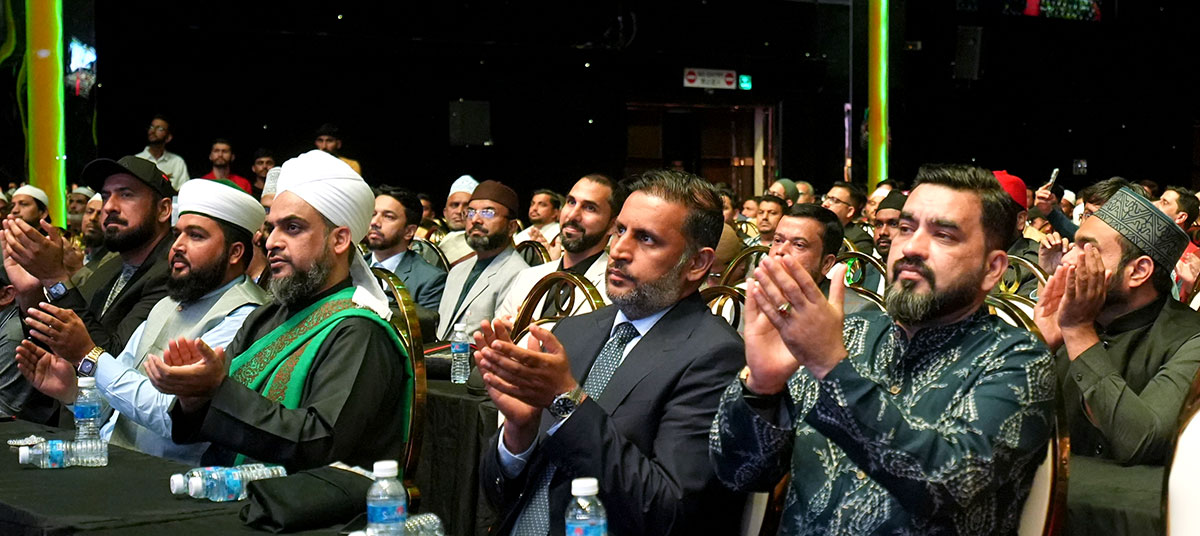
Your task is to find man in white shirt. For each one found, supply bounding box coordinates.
[135,115,190,190]
[496,176,626,321]
[513,189,562,247]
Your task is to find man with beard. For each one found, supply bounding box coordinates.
[249,148,276,198]
[995,170,1042,298]
[144,150,410,470]
[9,185,50,227]
[513,189,562,247]
[13,179,268,463]
[1034,186,1200,465]
[439,175,479,266]
[711,164,1054,534]
[476,170,745,535]
[436,180,529,340]
[495,175,627,321]
[200,139,252,194]
[745,194,785,247]
[862,189,906,294]
[135,115,190,190]
[3,156,175,359]
[367,185,446,310]
[768,204,876,314]
[66,186,95,234]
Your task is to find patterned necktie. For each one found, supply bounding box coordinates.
[511,321,639,536]
[101,264,137,317]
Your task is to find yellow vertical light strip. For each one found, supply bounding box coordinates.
[26,0,67,226]
[868,0,889,192]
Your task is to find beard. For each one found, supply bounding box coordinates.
[884,256,982,326]
[366,230,403,251]
[268,242,334,307]
[608,252,690,319]
[167,250,229,303]
[103,214,158,253]
[560,222,606,254]
[467,224,510,252]
[82,226,105,249]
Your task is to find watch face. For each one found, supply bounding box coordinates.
[78,359,95,375]
[549,396,577,417]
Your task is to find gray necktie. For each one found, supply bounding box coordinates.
[511,321,639,536]
[101,264,137,317]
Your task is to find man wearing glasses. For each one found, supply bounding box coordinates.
[135,115,190,190]
[436,180,530,340]
[821,181,873,252]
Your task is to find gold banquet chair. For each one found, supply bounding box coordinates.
[1163,367,1200,535]
[1000,254,1050,295]
[509,271,607,343]
[370,267,428,509]
[735,219,759,239]
[701,285,745,329]
[514,239,552,266]
[409,237,450,273]
[834,250,887,294]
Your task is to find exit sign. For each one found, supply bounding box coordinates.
[738,74,752,90]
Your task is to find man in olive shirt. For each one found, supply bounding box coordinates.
[1035,186,1200,464]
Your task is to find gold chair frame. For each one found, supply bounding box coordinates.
[719,245,770,287]
[985,293,1043,341]
[370,267,427,508]
[1000,254,1050,294]
[425,226,447,244]
[514,239,552,266]
[701,285,746,328]
[410,237,450,272]
[834,251,887,289]
[735,220,760,238]
[510,271,606,342]
[841,237,858,253]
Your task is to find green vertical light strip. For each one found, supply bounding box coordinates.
[26,0,67,226]
[867,0,889,192]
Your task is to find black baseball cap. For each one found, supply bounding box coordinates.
[81,155,177,198]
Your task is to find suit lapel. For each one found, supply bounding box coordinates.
[567,306,619,382]
[458,248,510,314]
[393,252,415,279]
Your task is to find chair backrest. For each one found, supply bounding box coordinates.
[735,219,760,239]
[409,237,450,272]
[841,237,857,253]
[514,240,551,266]
[701,285,745,329]
[1000,254,1049,294]
[510,271,607,342]
[1163,367,1200,534]
[425,226,447,244]
[370,267,428,506]
[834,251,886,291]
[847,285,885,311]
[1018,389,1069,536]
[985,293,1043,340]
[720,245,770,287]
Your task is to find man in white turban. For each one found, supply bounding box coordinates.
[144,150,413,470]
[14,178,270,464]
[10,185,50,227]
[439,174,478,265]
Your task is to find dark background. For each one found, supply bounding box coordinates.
[1,0,1196,211]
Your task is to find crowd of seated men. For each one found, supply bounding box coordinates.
[3,137,1199,535]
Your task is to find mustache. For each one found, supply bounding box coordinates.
[892,256,935,282]
[561,221,584,234]
[608,259,635,281]
[171,252,190,268]
[104,215,126,226]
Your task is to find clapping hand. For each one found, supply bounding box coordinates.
[1177,252,1200,303]
[24,302,94,364]
[474,318,572,453]
[144,338,228,411]
[2,217,69,286]
[1038,232,1070,274]
[749,255,849,380]
[13,340,79,403]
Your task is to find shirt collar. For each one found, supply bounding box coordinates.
[613,305,672,338]
[1102,294,1166,334]
[890,307,991,361]
[370,250,407,272]
[560,250,604,276]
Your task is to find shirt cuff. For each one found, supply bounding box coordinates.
[496,424,536,479]
[1068,342,1116,395]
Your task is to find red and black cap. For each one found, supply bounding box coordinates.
[81,155,177,198]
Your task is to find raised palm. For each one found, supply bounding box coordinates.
[15,342,79,403]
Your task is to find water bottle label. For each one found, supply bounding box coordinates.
[367,501,407,524]
[222,469,244,500]
[450,341,469,353]
[565,521,607,536]
[47,440,66,468]
[74,403,101,420]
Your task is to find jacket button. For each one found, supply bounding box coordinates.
[495,478,501,485]
[1075,373,1083,382]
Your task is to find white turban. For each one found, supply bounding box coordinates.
[276,150,390,319]
[13,185,49,207]
[178,179,266,234]
[262,166,282,198]
[1062,189,1076,205]
[71,186,96,198]
[449,174,478,197]
[89,192,102,203]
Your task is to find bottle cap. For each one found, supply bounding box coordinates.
[18,446,29,464]
[453,323,466,331]
[571,477,599,496]
[169,474,186,495]
[188,476,205,497]
[78,377,96,388]
[372,460,399,478]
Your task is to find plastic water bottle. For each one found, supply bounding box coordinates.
[170,466,221,496]
[197,464,288,502]
[72,377,108,467]
[450,323,471,384]
[17,440,96,468]
[405,513,445,536]
[366,459,407,535]
[565,477,607,536]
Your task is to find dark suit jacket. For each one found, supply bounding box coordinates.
[53,233,173,354]
[480,292,746,535]
[394,250,447,311]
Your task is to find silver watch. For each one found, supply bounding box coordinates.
[548,386,586,419]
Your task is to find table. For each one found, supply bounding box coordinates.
[1067,455,1164,536]
[415,380,499,536]
[0,419,341,535]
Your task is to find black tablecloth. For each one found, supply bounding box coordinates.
[415,380,499,536]
[0,419,340,535]
[1067,455,1164,536]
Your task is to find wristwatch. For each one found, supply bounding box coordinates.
[548,385,586,419]
[76,346,104,377]
[44,281,70,301]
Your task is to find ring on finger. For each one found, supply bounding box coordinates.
[777,302,793,314]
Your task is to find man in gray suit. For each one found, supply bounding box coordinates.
[436,180,529,340]
[367,186,446,310]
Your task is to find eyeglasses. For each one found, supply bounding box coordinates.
[147,125,167,132]
[822,195,850,208]
[466,207,498,220]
